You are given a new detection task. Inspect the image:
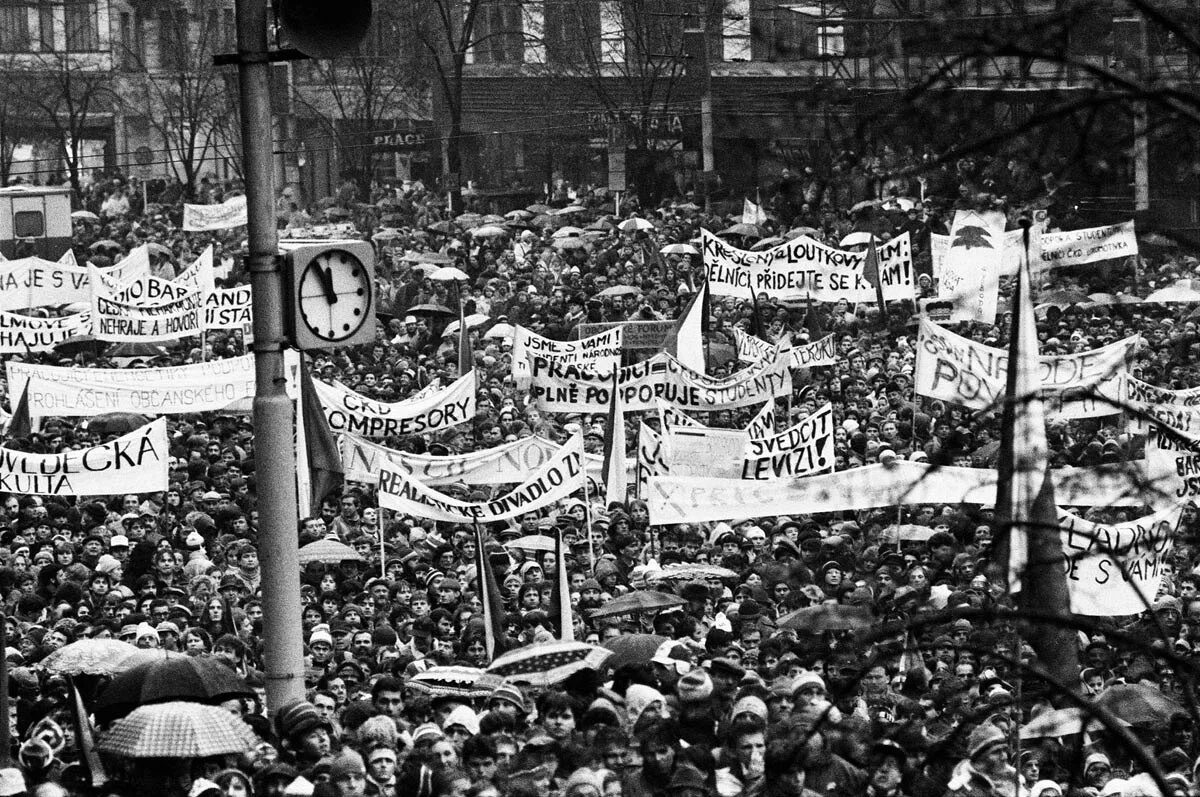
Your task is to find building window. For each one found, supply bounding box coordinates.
[65,0,99,51]
[119,11,143,68]
[475,0,524,63]
[13,211,45,238]
[158,6,187,69]
[38,0,55,50]
[0,0,30,51]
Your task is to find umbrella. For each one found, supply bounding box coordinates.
[526,204,552,214]
[660,243,699,256]
[881,197,916,211]
[1040,289,1092,306]
[597,285,641,298]
[441,314,490,337]
[1093,683,1185,724]
[97,701,259,758]
[408,666,500,699]
[505,210,534,220]
[1147,282,1200,303]
[503,535,556,553]
[751,236,785,251]
[298,538,364,565]
[426,221,458,234]
[850,199,884,213]
[40,638,139,676]
[95,655,253,719]
[455,213,483,228]
[146,242,172,258]
[588,590,686,619]
[646,564,738,582]
[553,238,589,251]
[430,266,469,281]
[553,205,587,216]
[618,218,654,232]
[405,251,456,265]
[1019,707,1130,740]
[603,634,667,669]
[586,220,616,232]
[839,231,877,248]
[471,225,508,238]
[718,223,763,239]
[672,201,700,211]
[408,303,456,316]
[551,226,586,239]
[71,210,100,223]
[113,648,190,672]
[86,412,149,436]
[788,227,821,239]
[486,641,612,687]
[878,524,936,544]
[481,214,506,224]
[777,604,874,633]
[482,322,515,340]
[372,229,403,242]
[324,207,352,219]
[90,240,122,252]
[409,263,440,276]
[1140,232,1178,248]
[108,342,169,359]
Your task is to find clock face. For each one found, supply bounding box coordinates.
[297,249,372,342]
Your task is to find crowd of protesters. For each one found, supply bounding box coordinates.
[2,147,1200,797]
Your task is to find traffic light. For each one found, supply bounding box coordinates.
[276,0,372,59]
[284,242,377,350]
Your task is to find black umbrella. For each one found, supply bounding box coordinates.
[86,412,150,436]
[408,303,456,316]
[95,655,253,723]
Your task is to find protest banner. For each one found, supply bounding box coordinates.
[931,228,1039,280]
[377,434,584,522]
[1117,375,1200,436]
[1039,221,1138,268]
[577,320,674,350]
[745,401,775,438]
[512,325,623,382]
[701,229,914,303]
[647,460,1160,524]
[1145,429,1200,502]
[636,422,666,499]
[89,265,204,341]
[0,309,91,353]
[914,318,1135,417]
[733,329,838,368]
[342,433,606,485]
[172,246,215,297]
[205,285,253,329]
[528,351,791,413]
[1058,503,1181,616]
[741,403,834,480]
[667,427,746,478]
[937,209,1005,323]
[6,353,289,414]
[314,371,475,438]
[0,418,168,495]
[183,195,248,231]
[0,247,148,311]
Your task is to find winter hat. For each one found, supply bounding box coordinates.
[1084,753,1112,773]
[564,768,606,796]
[675,668,714,703]
[667,765,707,794]
[489,683,527,713]
[1100,781,1127,797]
[731,695,769,722]
[1030,780,1063,797]
[186,530,206,548]
[355,715,399,750]
[135,622,159,643]
[624,684,668,728]
[790,670,826,695]
[274,699,328,741]
[967,723,1007,759]
[308,628,333,648]
[329,750,366,782]
[442,705,479,737]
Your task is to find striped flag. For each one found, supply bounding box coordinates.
[457,288,473,375]
[665,278,708,373]
[472,524,506,660]
[7,384,31,439]
[602,370,627,507]
[862,236,887,312]
[551,529,575,641]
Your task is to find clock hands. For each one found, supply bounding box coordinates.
[319,264,338,305]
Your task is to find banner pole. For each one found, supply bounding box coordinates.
[582,475,596,574]
[380,508,388,580]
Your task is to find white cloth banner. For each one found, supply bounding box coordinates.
[529,351,791,413]
[378,434,584,522]
[342,433,606,485]
[647,460,1161,524]
[314,372,475,438]
[667,427,746,478]
[205,285,252,329]
[733,329,838,369]
[914,318,1135,417]
[931,228,1036,280]
[741,403,834,480]
[1119,376,1200,435]
[0,248,148,311]
[512,325,623,382]
[90,265,204,341]
[7,354,274,415]
[1058,503,1181,616]
[1039,221,1137,269]
[636,423,666,499]
[0,310,92,353]
[0,418,168,495]
[701,229,915,303]
[937,210,1005,323]
[183,196,248,231]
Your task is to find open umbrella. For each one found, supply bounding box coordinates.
[660,243,699,256]
[441,314,490,338]
[408,666,500,699]
[430,266,469,282]
[405,251,456,265]
[40,638,139,676]
[718,223,763,239]
[108,342,170,359]
[372,229,403,242]
[86,412,150,436]
[471,225,508,238]
[146,242,172,258]
[597,285,640,298]
[586,220,616,232]
[1147,281,1200,303]
[839,231,877,248]
[647,564,737,583]
[1019,707,1130,739]
[878,524,936,544]
[95,655,254,720]
[553,205,587,216]
[97,702,259,758]
[588,590,686,619]
[850,199,884,213]
[777,604,874,633]
[788,227,821,239]
[503,535,556,553]
[1039,289,1091,306]
[603,634,667,669]
[551,226,586,239]
[751,236,785,251]
[526,204,552,214]
[482,323,515,340]
[553,238,589,251]
[408,303,456,316]
[298,538,364,565]
[90,240,122,252]
[486,641,612,687]
[618,218,655,233]
[505,210,534,220]
[426,221,458,234]
[71,210,100,223]
[1093,683,1185,724]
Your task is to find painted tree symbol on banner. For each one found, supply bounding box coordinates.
[951,225,994,249]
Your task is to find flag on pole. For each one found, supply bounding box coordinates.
[299,359,344,514]
[67,675,107,787]
[457,287,473,375]
[603,369,627,507]
[472,523,506,660]
[862,235,888,312]
[6,384,31,439]
[664,279,708,372]
[742,198,768,226]
[550,529,575,641]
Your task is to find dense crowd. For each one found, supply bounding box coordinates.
[3,150,1200,797]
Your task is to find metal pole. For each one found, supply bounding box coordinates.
[0,616,9,766]
[234,0,305,712]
